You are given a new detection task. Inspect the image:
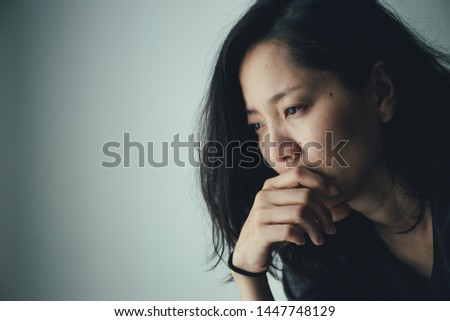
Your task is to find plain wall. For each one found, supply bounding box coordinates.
[1,0,449,300]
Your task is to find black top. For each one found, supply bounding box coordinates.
[280,187,450,300]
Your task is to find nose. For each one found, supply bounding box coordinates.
[260,128,301,168]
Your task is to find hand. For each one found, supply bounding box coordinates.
[232,166,351,274]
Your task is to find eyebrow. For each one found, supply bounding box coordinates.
[245,85,304,115]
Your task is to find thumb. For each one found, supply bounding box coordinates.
[329,203,352,222]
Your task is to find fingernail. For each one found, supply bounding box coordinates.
[328,185,339,196]
[317,236,324,245]
[329,224,337,234]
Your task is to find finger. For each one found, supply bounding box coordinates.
[260,206,325,246]
[330,203,352,222]
[263,166,338,197]
[261,223,305,246]
[257,189,336,234]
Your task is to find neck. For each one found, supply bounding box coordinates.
[347,165,423,234]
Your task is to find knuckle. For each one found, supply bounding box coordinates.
[262,178,273,190]
[249,206,264,221]
[254,190,267,204]
[254,207,267,222]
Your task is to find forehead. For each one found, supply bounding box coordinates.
[239,40,297,87]
[239,40,326,106]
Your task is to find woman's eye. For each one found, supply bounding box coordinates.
[249,122,263,132]
[284,105,304,116]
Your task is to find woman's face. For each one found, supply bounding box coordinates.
[239,40,389,207]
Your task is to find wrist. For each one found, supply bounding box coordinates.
[231,272,274,301]
[228,250,268,277]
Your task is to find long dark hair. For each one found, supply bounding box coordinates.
[198,0,450,273]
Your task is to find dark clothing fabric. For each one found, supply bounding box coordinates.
[280,187,450,300]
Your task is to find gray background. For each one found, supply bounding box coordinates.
[1,0,449,300]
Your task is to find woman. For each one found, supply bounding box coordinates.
[199,0,450,300]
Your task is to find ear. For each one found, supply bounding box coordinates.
[370,61,396,124]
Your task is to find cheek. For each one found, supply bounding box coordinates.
[294,114,340,167]
[321,108,384,194]
[339,106,383,167]
[300,94,382,178]
[320,95,381,164]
